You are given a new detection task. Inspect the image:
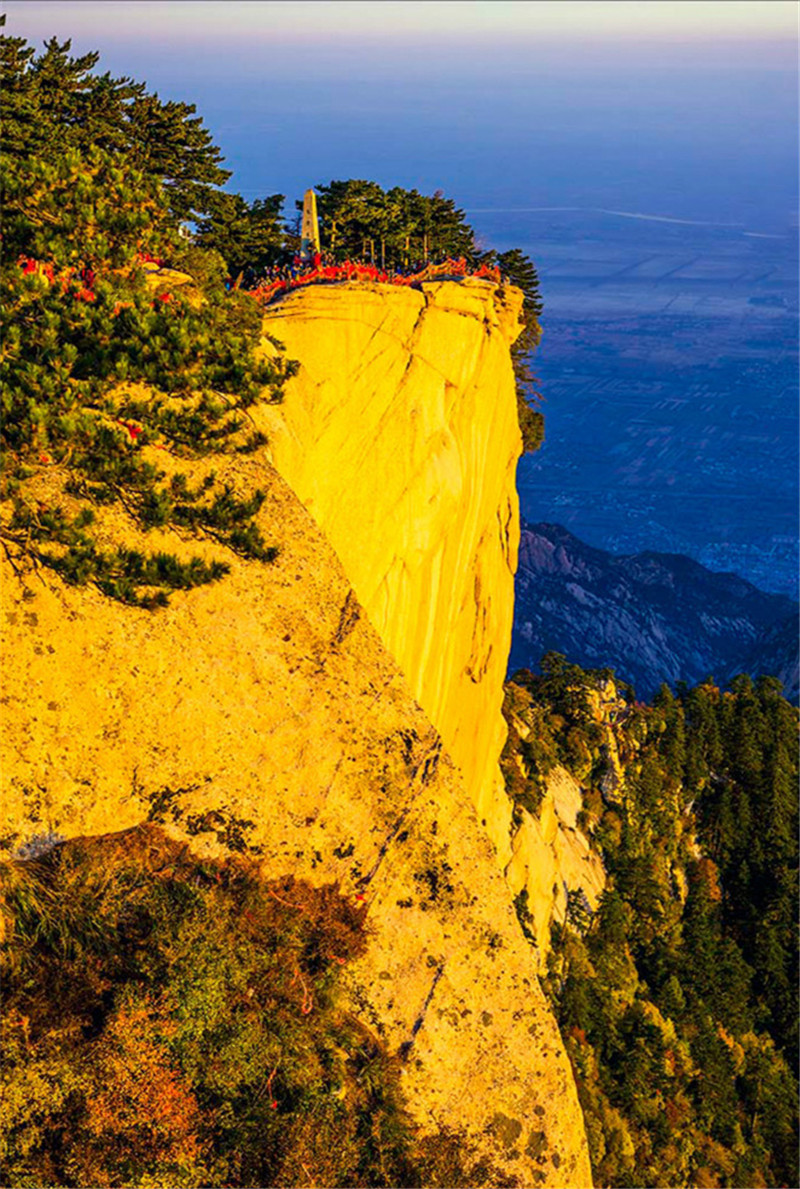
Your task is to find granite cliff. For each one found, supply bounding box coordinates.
[257,280,603,974]
[258,279,524,860]
[2,281,593,1186]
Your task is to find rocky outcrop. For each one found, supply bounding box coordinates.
[734,611,799,703]
[258,278,524,859]
[506,767,606,963]
[1,448,592,1187]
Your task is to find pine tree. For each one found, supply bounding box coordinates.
[493,248,544,452]
[0,35,230,223]
[313,179,478,266]
[0,33,296,606]
[196,192,286,276]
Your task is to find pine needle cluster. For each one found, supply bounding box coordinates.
[0,33,297,606]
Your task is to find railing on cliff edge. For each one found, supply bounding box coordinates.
[247,258,504,307]
[15,255,504,310]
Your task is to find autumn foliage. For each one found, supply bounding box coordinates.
[0,826,502,1188]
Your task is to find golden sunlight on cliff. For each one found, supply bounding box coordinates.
[1,452,592,1186]
[507,766,607,959]
[258,278,525,863]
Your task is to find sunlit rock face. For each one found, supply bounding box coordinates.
[259,278,525,864]
[507,766,607,963]
[1,455,592,1187]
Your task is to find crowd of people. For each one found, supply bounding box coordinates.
[18,250,504,311]
[240,252,503,306]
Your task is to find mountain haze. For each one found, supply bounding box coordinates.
[511,522,798,701]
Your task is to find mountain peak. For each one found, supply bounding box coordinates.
[513,522,798,701]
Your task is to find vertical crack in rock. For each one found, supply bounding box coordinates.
[397,290,433,387]
[332,589,361,645]
[357,738,443,892]
[399,961,445,1060]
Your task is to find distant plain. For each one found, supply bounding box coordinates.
[471,209,799,597]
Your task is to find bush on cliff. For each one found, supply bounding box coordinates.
[0,828,509,1188]
[495,248,545,453]
[0,34,298,606]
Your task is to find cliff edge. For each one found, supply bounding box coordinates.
[258,278,523,861]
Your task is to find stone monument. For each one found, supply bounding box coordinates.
[300,188,321,262]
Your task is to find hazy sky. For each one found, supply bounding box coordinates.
[6,1,798,229]
[7,1,798,47]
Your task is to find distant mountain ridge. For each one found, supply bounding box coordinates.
[511,523,799,702]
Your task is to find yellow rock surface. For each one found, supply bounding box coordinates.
[1,455,592,1187]
[258,278,524,861]
[506,766,607,963]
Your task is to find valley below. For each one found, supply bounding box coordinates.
[511,521,799,703]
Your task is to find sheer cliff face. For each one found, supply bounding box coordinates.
[2,456,592,1187]
[258,279,524,861]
